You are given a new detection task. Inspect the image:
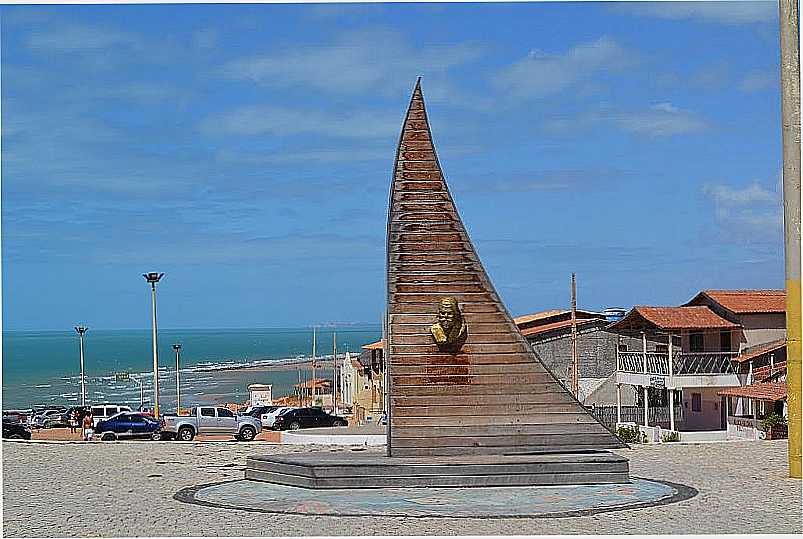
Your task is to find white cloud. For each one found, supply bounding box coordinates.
[740,69,778,92]
[219,27,484,95]
[613,1,776,25]
[544,102,708,137]
[199,105,399,139]
[25,23,142,53]
[703,179,782,237]
[493,37,638,99]
[613,102,709,136]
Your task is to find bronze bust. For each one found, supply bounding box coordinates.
[430,296,467,351]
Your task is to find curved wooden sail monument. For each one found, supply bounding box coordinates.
[386,78,623,457]
[246,79,628,488]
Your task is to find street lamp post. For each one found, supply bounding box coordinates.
[74,326,88,406]
[173,343,182,414]
[143,272,164,418]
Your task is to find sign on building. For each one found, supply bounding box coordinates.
[248,384,273,406]
[649,376,666,388]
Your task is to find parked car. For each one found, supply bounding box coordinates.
[272,407,348,431]
[2,419,32,440]
[89,404,132,427]
[261,406,297,429]
[30,409,69,429]
[162,406,262,442]
[95,412,163,441]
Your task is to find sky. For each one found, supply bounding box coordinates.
[0,1,785,331]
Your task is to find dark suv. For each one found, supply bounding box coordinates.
[272,408,348,431]
[3,419,32,440]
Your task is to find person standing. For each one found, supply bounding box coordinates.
[82,411,94,441]
[69,409,79,435]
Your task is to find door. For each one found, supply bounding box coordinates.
[198,407,217,433]
[129,415,149,436]
[216,408,237,433]
[113,414,132,435]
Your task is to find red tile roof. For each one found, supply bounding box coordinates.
[734,339,786,363]
[718,382,787,401]
[686,289,786,314]
[513,309,604,326]
[753,361,786,382]
[519,318,601,337]
[609,306,739,332]
[362,340,384,350]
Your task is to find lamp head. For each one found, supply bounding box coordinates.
[172,343,182,351]
[143,272,164,284]
[74,325,88,335]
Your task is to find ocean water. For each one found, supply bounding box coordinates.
[1,326,381,410]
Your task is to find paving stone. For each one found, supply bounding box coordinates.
[2,440,801,536]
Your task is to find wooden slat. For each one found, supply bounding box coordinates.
[391,312,511,325]
[391,333,520,345]
[391,413,600,428]
[390,403,582,417]
[390,373,554,386]
[391,432,618,449]
[390,362,541,376]
[390,343,530,355]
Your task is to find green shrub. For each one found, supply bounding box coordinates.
[617,424,647,444]
[761,412,786,431]
[661,431,681,443]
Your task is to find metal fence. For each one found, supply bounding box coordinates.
[591,404,682,430]
[618,351,737,375]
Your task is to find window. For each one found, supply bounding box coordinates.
[691,393,702,412]
[689,333,704,352]
[129,415,146,423]
[91,407,104,417]
[217,409,234,418]
[655,344,668,354]
[720,331,732,352]
[200,408,215,417]
[618,344,628,352]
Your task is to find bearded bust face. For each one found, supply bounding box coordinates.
[437,297,460,333]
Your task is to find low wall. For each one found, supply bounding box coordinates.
[280,428,386,446]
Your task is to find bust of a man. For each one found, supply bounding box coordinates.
[430,296,467,351]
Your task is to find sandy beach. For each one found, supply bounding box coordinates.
[2,439,800,537]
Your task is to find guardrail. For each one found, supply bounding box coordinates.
[618,351,738,375]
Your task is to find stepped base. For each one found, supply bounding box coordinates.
[245,450,629,489]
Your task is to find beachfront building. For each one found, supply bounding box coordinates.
[346,340,386,423]
[514,309,637,411]
[295,378,332,407]
[609,289,786,441]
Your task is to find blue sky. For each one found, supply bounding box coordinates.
[1,1,784,330]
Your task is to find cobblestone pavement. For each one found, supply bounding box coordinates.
[2,439,801,536]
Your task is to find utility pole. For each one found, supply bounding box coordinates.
[780,0,802,479]
[332,331,338,415]
[143,272,164,418]
[172,343,182,414]
[74,326,88,406]
[311,326,317,407]
[570,273,579,397]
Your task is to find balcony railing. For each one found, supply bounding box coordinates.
[618,351,738,375]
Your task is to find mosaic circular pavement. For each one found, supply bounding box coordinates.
[175,478,696,519]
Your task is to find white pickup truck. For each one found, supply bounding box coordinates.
[162,406,262,442]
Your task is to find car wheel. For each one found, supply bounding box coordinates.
[178,427,195,442]
[9,433,23,440]
[150,431,163,441]
[100,433,116,442]
[239,426,256,441]
[288,421,301,431]
[333,420,347,427]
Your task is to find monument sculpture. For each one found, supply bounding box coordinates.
[429,296,467,351]
[245,79,629,487]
